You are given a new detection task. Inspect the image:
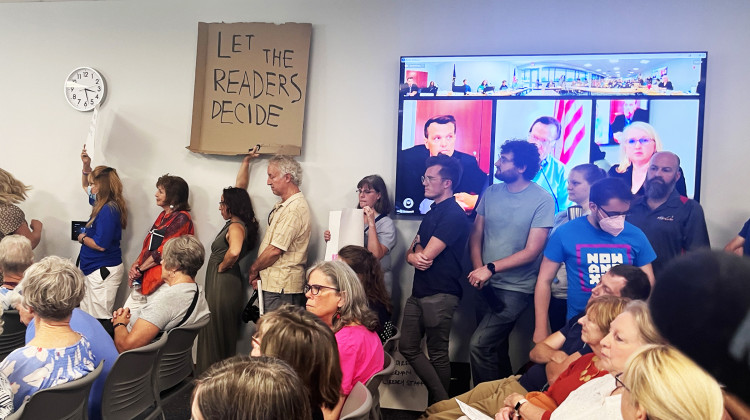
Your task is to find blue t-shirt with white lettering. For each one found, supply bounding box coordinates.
[545,217,655,319]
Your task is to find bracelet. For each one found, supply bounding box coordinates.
[79,235,86,245]
[113,322,127,329]
[135,266,143,273]
[82,169,92,175]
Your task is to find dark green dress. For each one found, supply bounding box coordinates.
[196,220,248,373]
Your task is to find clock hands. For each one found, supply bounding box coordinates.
[65,81,89,89]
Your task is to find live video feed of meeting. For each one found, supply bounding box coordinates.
[395,52,705,215]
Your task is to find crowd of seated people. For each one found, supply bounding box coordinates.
[3,132,750,420]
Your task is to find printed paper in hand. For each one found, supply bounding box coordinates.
[325,208,363,260]
[456,399,494,420]
[85,106,99,161]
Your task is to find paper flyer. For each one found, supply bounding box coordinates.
[324,208,364,260]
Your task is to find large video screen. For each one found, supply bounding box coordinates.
[395,52,707,215]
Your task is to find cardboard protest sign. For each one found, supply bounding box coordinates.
[188,22,312,156]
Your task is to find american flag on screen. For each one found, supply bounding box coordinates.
[554,100,585,164]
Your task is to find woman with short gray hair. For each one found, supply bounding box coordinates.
[0,235,32,309]
[0,256,96,411]
[112,235,210,353]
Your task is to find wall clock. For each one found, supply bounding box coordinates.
[64,67,106,111]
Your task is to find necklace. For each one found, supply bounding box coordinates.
[579,356,602,382]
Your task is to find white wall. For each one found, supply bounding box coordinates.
[2,0,750,362]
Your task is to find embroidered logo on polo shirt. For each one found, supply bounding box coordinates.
[657,215,675,221]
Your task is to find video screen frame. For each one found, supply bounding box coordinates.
[395,52,707,216]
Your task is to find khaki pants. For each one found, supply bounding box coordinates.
[421,375,528,420]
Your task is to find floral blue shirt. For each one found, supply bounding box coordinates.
[0,336,96,409]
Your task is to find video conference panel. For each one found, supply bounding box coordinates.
[395,52,707,215]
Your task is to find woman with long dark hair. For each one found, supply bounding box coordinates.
[337,245,394,342]
[79,148,128,328]
[197,156,260,372]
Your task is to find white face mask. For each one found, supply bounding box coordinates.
[87,185,96,201]
[598,210,625,236]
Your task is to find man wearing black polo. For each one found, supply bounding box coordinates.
[627,151,710,275]
[401,154,470,405]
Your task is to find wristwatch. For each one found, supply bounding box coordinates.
[514,398,529,412]
[486,262,496,275]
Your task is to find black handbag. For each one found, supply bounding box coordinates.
[241,290,261,323]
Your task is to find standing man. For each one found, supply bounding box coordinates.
[526,116,572,213]
[247,154,311,312]
[396,114,488,214]
[401,154,470,404]
[533,177,656,343]
[627,152,710,276]
[468,140,554,385]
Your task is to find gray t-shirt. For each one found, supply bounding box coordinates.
[138,282,210,331]
[476,182,554,293]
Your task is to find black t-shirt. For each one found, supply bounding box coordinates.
[627,190,710,276]
[412,197,470,298]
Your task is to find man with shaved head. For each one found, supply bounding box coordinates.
[627,151,709,275]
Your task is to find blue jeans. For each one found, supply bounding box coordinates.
[400,294,459,404]
[470,288,533,385]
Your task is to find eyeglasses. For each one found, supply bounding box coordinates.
[421,175,444,184]
[219,201,226,206]
[251,333,261,348]
[599,207,629,217]
[304,283,340,295]
[626,138,654,145]
[356,189,376,195]
[267,206,279,225]
[614,373,630,392]
[528,134,554,144]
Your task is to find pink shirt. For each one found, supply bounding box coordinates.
[335,324,384,395]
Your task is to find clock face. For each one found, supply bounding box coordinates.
[64,67,106,111]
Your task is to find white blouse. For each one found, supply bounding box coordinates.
[550,375,624,420]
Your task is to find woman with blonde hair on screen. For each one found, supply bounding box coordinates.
[607,122,686,196]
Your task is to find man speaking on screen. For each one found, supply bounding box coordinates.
[396,114,488,214]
